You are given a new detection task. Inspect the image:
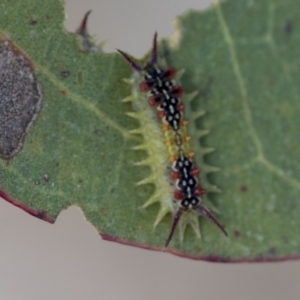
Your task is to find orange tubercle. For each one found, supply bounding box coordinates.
[139,81,150,92]
[172,86,184,97]
[174,190,184,200]
[182,119,188,126]
[166,140,174,148]
[169,155,176,163]
[163,67,176,79]
[171,171,180,180]
[195,187,206,196]
[162,124,169,132]
[178,103,185,111]
[191,168,200,176]
[158,110,165,118]
[188,152,195,159]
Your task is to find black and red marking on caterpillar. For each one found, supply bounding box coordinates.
[118,33,227,247]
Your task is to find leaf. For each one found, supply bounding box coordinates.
[1,0,300,262]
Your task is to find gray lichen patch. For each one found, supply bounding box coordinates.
[0,40,42,159]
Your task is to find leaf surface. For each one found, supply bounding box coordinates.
[1,0,300,261]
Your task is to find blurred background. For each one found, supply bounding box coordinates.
[1,0,300,299]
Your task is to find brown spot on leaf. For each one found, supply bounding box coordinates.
[234,230,241,237]
[29,20,38,25]
[285,21,293,35]
[61,70,70,78]
[0,40,42,159]
[94,129,103,136]
[61,90,67,96]
[240,185,248,192]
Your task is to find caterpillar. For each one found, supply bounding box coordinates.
[118,33,227,247]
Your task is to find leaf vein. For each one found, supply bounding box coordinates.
[37,64,131,139]
[214,0,300,191]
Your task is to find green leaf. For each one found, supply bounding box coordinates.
[1,0,300,262]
